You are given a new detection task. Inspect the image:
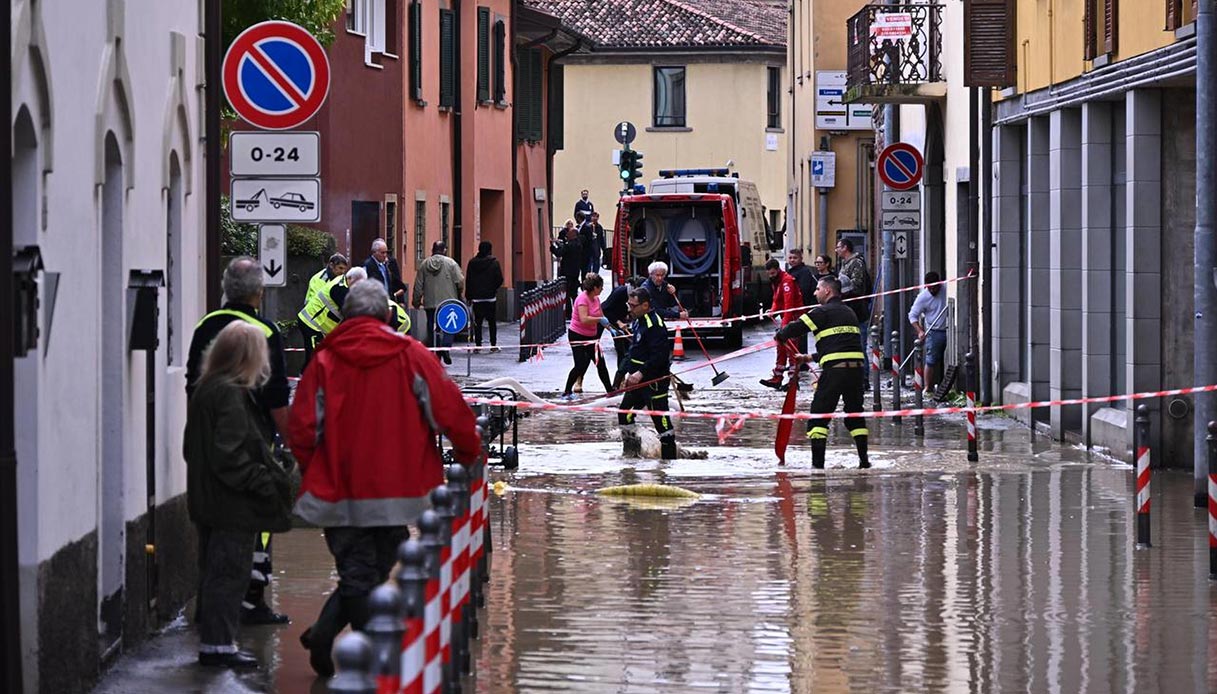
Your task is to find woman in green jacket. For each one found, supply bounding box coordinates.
[183,321,293,669]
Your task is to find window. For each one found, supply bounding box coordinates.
[441,201,451,249]
[346,0,356,31]
[477,7,491,103]
[493,20,507,103]
[1084,0,1115,57]
[414,200,427,263]
[439,9,456,108]
[369,0,386,53]
[409,1,423,103]
[385,0,398,55]
[385,198,397,258]
[514,47,543,141]
[766,66,781,129]
[349,0,367,33]
[653,66,686,128]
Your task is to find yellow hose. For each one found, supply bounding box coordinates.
[596,483,700,499]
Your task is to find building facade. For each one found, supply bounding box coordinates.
[538,0,788,240]
[985,0,1199,465]
[10,0,206,690]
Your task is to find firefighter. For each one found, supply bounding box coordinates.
[297,254,349,366]
[760,258,804,390]
[776,276,869,469]
[615,287,677,460]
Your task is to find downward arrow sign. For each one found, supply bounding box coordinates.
[264,259,282,277]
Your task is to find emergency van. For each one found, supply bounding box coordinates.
[611,169,778,348]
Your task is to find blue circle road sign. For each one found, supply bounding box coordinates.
[436,300,470,335]
[877,143,924,191]
[223,21,331,130]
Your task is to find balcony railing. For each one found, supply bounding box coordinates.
[845,4,945,103]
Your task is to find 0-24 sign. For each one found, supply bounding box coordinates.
[230,131,320,177]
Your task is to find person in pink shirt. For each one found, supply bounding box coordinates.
[561,273,614,400]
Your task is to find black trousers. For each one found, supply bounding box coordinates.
[564,275,580,318]
[806,365,868,441]
[612,332,631,371]
[324,526,410,598]
[243,532,273,610]
[298,324,324,369]
[617,377,674,440]
[197,526,255,652]
[564,328,613,394]
[472,300,497,347]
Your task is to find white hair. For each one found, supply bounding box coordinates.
[345,266,368,283]
[222,256,264,303]
[647,261,669,275]
[343,280,390,321]
[371,238,388,252]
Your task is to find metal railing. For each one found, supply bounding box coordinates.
[846,4,944,94]
[517,279,567,362]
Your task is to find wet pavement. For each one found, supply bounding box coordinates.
[93,324,1217,693]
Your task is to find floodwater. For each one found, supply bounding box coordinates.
[92,396,1217,693]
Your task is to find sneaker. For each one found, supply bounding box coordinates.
[759,377,784,390]
[490,346,501,353]
[442,352,453,365]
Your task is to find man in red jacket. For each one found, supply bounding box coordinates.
[760,258,805,390]
[288,280,481,677]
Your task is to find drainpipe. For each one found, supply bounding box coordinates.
[966,88,980,373]
[980,89,993,404]
[1195,0,1216,507]
[205,0,222,309]
[1,2,23,690]
[452,0,464,265]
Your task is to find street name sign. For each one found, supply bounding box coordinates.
[258,224,287,287]
[223,21,331,130]
[231,178,321,223]
[230,131,320,177]
[814,71,873,131]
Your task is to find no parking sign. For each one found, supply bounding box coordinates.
[223,21,331,130]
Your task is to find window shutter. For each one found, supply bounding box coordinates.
[1103,0,1118,55]
[477,8,491,102]
[1166,0,1180,30]
[514,47,531,140]
[548,63,564,151]
[409,1,422,102]
[964,0,1016,87]
[494,20,507,103]
[440,9,455,107]
[529,50,544,140]
[1084,0,1096,60]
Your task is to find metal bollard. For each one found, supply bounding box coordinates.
[418,510,445,694]
[965,352,978,462]
[890,331,902,424]
[913,338,924,437]
[445,464,473,675]
[329,632,376,694]
[429,485,459,694]
[1134,405,1152,548]
[364,582,404,693]
[1208,422,1217,578]
[870,324,881,412]
[395,539,429,694]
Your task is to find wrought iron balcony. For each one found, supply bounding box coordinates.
[845,4,945,104]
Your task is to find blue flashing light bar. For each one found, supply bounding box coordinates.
[658,168,731,178]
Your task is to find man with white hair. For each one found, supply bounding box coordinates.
[639,260,687,320]
[363,238,406,303]
[290,279,482,676]
[185,256,291,626]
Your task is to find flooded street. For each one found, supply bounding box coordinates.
[93,338,1217,693]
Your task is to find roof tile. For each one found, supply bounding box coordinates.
[525,0,787,50]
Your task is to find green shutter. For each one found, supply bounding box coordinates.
[548,62,564,151]
[528,50,543,140]
[409,1,422,102]
[494,20,506,102]
[477,8,491,103]
[514,47,530,140]
[439,9,455,108]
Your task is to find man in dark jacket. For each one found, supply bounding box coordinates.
[363,238,407,303]
[579,211,607,274]
[616,288,677,460]
[466,241,505,351]
[551,224,585,318]
[185,256,290,625]
[639,260,687,321]
[574,189,594,224]
[600,276,644,368]
[785,248,816,368]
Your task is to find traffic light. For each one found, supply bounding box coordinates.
[618,149,645,189]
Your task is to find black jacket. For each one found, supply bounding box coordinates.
[776,297,865,366]
[186,303,289,414]
[640,278,680,320]
[601,285,631,325]
[552,237,585,279]
[574,198,595,223]
[183,380,293,532]
[364,256,407,297]
[787,264,816,308]
[619,310,671,381]
[465,254,505,301]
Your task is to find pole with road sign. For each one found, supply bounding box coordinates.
[437,299,473,376]
[258,225,287,287]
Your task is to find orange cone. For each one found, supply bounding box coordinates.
[672,328,686,361]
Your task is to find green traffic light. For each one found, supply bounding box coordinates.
[620,170,630,180]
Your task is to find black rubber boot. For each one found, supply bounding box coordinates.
[300,591,347,678]
[854,435,870,469]
[811,439,826,469]
[660,437,678,461]
[342,594,371,632]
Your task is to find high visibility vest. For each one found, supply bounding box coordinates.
[389,302,412,334]
[298,275,346,334]
[195,309,274,338]
[300,269,329,312]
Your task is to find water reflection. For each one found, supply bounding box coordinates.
[469,465,1217,693]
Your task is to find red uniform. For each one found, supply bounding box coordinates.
[770,270,805,377]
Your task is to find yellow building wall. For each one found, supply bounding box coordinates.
[1014,0,1179,95]
[554,60,788,232]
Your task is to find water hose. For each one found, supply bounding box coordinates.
[596,483,700,499]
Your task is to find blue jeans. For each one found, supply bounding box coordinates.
[924,329,947,365]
